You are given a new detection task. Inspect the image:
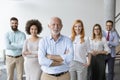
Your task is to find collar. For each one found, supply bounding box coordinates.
[10,29,19,33]
[49,34,63,41]
[106,30,111,33]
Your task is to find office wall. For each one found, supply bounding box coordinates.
[0,0,119,49]
[116,0,120,36]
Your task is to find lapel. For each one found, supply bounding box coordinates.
[109,31,114,41]
[103,30,114,41]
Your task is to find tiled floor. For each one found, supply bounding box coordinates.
[114,61,120,80]
[0,61,120,80]
[0,66,25,80]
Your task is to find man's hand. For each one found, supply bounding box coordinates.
[46,54,64,66]
[46,54,63,62]
[46,54,53,59]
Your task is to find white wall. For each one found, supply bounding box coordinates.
[0,0,119,49]
[116,0,120,37]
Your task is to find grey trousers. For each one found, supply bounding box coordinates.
[69,61,87,80]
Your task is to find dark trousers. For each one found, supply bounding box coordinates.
[87,54,106,80]
[105,54,115,80]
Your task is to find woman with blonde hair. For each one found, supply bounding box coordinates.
[88,24,110,80]
[69,19,91,80]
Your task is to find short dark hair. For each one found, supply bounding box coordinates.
[25,19,43,35]
[10,17,18,21]
[106,20,113,25]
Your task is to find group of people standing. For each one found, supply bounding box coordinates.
[4,16,119,80]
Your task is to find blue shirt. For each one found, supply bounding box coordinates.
[38,35,74,74]
[5,30,26,56]
[103,30,119,57]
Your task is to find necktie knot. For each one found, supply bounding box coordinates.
[106,31,110,41]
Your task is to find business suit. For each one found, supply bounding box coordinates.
[103,30,119,80]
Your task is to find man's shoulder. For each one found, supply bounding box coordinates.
[62,35,71,39]
[6,30,12,33]
[18,30,25,35]
[5,30,12,36]
[110,31,118,36]
[18,30,25,33]
[111,30,117,34]
[61,35,72,42]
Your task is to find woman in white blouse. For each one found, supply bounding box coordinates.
[22,19,42,80]
[69,19,91,80]
[88,24,111,80]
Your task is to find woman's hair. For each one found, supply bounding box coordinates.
[25,19,43,35]
[71,19,85,43]
[92,24,102,40]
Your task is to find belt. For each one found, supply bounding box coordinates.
[7,55,22,58]
[48,71,68,77]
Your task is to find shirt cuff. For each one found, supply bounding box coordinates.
[60,55,67,64]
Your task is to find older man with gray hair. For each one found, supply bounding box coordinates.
[38,17,74,80]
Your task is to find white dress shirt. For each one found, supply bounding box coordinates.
[73,36,91,64]
[89,37,111,54]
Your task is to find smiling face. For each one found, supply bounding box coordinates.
[10,20,18,31]
[92,24,102,39]
[48,17,63,35]
[74,23,83,35]
[93,26,100,36]
[106,22,113,31]
[30,25,38,36]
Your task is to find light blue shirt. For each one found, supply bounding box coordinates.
[103,30,119,57]
[5,30,26,56]
[38,35,74,74]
